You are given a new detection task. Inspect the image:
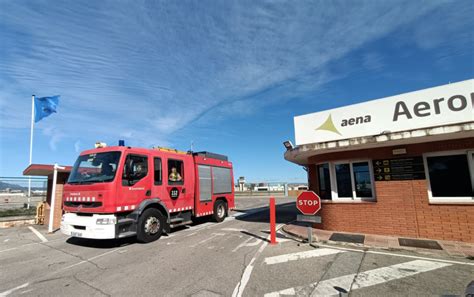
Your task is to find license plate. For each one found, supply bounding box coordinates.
[71,231,82,237]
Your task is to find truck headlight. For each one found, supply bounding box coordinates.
[96,218,116,225]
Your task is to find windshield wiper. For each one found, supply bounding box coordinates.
[67,181,95,185]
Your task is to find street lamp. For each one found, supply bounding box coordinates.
[283,140,294,150]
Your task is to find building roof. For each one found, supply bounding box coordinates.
[286,79,474,165]
[23,164,72,177]
[285,122,474,165]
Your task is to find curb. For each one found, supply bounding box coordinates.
[0,218,35,228]
[281,224,474,259]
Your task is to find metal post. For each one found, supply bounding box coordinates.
[307,224,313,244]
[269,196,277,245]
[284,183,288,197]
[28,95,35,209]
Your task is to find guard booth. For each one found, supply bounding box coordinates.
[23,164,72,231]
[285,79,474,243]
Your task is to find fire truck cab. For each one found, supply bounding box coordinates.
[60,144,234,242]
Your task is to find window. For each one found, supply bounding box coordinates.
[315,160,375,201]
[353,162,373,198]
[335,163,352,198]
[68,152,121,184]
[122,154,148,186]
[154,157,162,185]
[317,164,331,200]
[425,151,474,202]
[168,159,184,184]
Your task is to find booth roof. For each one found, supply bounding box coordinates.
[23,164,72,177]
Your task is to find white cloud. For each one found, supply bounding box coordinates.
[42,126,64,151]
[74,140,81,153]
[0,0,471,150]
[362,53,385,72]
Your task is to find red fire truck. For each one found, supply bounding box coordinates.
[60,143,235,242]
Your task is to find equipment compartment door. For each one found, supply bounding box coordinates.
[198,165,212,202]
[194,164,214,215]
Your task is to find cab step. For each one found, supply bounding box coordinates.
[170,220,192,229]
[170,217,184,224]
[118,231,136,238]
[118,218,135,225]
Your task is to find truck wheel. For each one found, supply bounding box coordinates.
[213,200,227,223]
[137,208,165,243]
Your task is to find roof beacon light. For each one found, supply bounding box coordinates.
[118,140,125,146]
[95,142,107,148]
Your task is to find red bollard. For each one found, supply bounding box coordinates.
[270,196,277,245]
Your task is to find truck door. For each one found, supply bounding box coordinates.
[118,153,152,211]
[164,157,193,211]
[150,156,166,201]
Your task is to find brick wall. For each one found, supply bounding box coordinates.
[44,173,68,231]
[309,137,474,243]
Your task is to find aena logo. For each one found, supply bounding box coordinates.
[315,114,341,135]
[315,114,371,135]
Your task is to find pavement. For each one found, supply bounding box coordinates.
[283,224,474,259]
[0,196,473,296]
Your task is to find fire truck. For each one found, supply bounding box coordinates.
[60,143,235,243]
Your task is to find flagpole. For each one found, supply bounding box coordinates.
[28,94,35,209]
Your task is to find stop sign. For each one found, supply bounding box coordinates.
[296,191,321,215]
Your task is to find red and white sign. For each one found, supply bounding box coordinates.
[296,191,321,215]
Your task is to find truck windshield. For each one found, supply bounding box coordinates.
[68,152,122,184]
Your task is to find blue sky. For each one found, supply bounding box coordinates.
[0,0,473,182]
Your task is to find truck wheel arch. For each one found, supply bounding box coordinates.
[215,197,228,208]
[136,199,169,222]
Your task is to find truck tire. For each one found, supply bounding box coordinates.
[137,208,165,243]
[213,200,227,223]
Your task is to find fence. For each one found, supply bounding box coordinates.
[235,182,308,197]
[0,177,48,216]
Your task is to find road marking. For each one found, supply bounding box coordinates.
[232,237,254,253]
[232,224,284,297]
[0,282,29,297]
[0,238,67,254]
[315,243,474,266]
[190,233,225,248]
[0,247,18,253]
[185,222,214,233]
[265,260,451,297]
[28,226,48,243]
[313,260,451,296]
[232,237,262,252]
[264,248,344,265]
[58,248,123,271]
[232,239,269,297]
[221,228,247,232]
[265,287,296,297]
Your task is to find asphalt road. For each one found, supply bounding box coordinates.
[0,196,472,296]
